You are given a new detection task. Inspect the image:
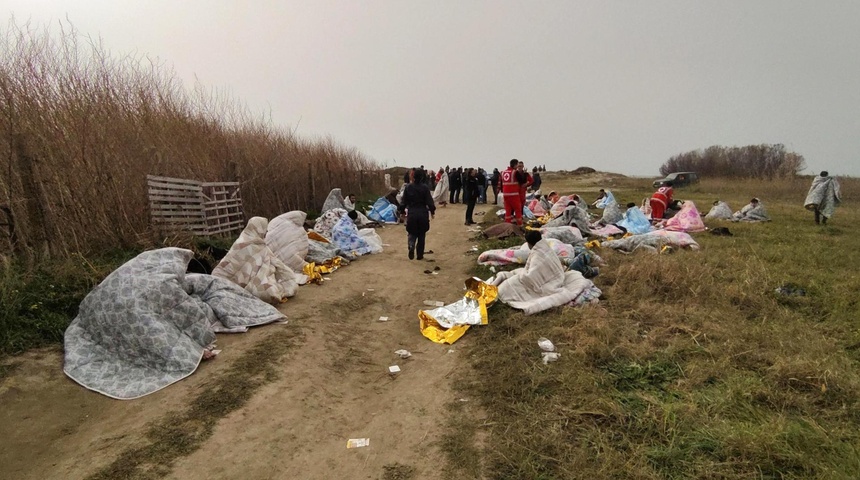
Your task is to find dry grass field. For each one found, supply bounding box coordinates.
[445,172,860,479]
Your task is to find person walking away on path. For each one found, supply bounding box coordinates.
[398,168,436,260]
[804,171,841,225]
[531,166,542,193]
[449,168,462,204]
[464,168,480,225]
[649,181,674,221]
[490,168,501,204]
[502,159,525,225]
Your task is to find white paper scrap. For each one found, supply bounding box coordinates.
[378,316,389,322]
[394,349,412,359]
[346,438,370,448]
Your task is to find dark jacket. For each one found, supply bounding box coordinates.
[398,183,436,235]
[464,175,480,203]
[449,171,462,189]
[532,172,542,191]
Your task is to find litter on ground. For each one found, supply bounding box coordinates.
[346,438,370,448]
[538,337,556,352]
[542,352,560,364]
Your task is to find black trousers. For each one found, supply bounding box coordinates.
[465,198,476,223]
[408,231,426,259]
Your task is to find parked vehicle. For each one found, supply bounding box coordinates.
[653,172,699,188]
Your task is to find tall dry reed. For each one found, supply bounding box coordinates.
[0,19,385,256]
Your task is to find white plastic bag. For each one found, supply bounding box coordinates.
[538,337,556,352]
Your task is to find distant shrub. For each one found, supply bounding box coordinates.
[659,144,806,179]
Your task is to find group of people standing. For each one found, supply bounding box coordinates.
[396,160,545,260]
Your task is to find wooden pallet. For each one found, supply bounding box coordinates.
[147,175,245,237]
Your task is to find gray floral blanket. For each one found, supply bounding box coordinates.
[63,248,285,400]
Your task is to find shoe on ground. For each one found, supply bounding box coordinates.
[408,249,415,260]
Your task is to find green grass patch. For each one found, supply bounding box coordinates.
[1,238,239,358]
[448,174,860,479]
[0,250,141,356]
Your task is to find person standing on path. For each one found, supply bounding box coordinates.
[501,159,525,225]
[517,161,532,208]
[490,168,501,204]
[464,168,479,225]
[476,168,487,204]
[398,168,436,260]
[804,171,841,225]
[449,168,462,204]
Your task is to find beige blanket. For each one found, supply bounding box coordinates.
[490,239,593,315]
[213,217,299,304]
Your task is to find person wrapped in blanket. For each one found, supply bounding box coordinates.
[526,230,598,278]
[731,197,770,222]
[804,171,841,225]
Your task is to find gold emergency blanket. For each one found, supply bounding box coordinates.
[302,257,343,285]
[419,278,498,344]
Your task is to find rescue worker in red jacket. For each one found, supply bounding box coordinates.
[502,159,526,225]
[649,181,674,220]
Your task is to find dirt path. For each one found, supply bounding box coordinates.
[0,200,493,480]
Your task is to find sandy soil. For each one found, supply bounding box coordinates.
[0,199,495,480]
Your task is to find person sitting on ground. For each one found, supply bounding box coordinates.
[525,229,543,249]
[344,193,357,211]
[705,199,733,220]
[804,170,841,225]
[591,189,606,208]
[649,181,674,221]
[539,193,552,213]
[640,197,652,217]
[732,197,771,222]
[525,230,598,278]
[347,209,359,224]
[616,201,653,235]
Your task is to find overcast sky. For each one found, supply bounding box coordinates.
[5,0,860,176]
